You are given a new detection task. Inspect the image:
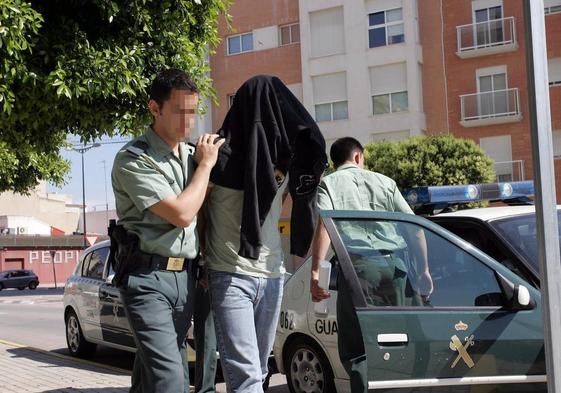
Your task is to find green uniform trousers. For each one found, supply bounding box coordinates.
[121,267,194,393]
[193,283,218,393]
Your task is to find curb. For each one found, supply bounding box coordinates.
[0,338,131,375]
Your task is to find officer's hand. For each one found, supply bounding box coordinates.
[194,133,225,167]
[310,278,330,303]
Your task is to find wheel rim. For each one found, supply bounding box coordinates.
[67,315,81,353]
[290,347,325,393]
[29,282,36,289]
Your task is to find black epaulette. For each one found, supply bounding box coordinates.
[126,140,149,156]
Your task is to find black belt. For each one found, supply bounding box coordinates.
[134,251,195,272]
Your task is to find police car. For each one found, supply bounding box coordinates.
[63,241,196,362]
[274,181,546,393]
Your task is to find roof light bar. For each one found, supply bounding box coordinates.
[403,181,534,206]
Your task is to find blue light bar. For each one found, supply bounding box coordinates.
[403,181,534,206]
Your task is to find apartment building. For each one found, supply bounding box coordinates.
[209,0,425,148]
[298,0,425,146]
[419,0,561,193]
[209,0,303,133]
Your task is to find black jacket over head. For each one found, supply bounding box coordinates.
[210,75,327,259]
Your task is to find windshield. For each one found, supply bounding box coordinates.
[490,211,561,272]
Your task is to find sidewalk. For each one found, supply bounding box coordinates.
[0,341,131,393]
[0,287,63,304]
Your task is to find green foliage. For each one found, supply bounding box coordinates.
[364,134,496,190]
[0,0,230,193]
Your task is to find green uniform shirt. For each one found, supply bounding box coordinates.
[204,180,287,278]
[112,127,198,259]
[317,164,413,251]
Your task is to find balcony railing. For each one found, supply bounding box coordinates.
[456,16,517,58]
[494,160,525,182]
[460,88,522,127]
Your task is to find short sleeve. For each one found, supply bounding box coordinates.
[392,184,414,214]
[113,153,176,211]
[316,181,334,210]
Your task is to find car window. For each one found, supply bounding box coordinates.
[83,248,109,280]
[333,218,504,308]
[490,212,561,273]
[435,220,531,284]
[80,253,93,276]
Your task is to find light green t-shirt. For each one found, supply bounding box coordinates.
[317,164,413,251]
[205,180,287,278]
[111,127,198,259]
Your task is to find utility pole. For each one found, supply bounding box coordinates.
[524,1,561,392]
[102,160,109,225]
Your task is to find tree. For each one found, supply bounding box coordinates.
[0,0,230,193]
[364,134,496,190]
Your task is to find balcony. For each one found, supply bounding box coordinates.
[460,88,522,127]
[456,17,518,58]
[494,160,525,182]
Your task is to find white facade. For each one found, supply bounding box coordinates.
[0,216,52,235]
[298,0,426,147]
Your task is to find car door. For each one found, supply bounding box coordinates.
[99,248,135,349]
[322,210,545,393]
[80,247,108,340]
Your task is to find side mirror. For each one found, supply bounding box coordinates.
[495,272,535,310]
[106,273,115,285]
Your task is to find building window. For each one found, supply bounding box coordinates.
[369,62,408,115]
[474,6,503,47]
[310,7,345,57]
[227,32,253,55]
[372,92,408,115]
[548,57,561,87]
[368,8,404,48]
[228,94,235,108]
[315,101,349,122]
[312,72,349,122]
[545,0,561,14]
[280,23,300,46]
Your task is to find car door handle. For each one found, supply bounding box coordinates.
[377,333,408,345]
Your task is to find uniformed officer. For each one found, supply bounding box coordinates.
[111,68,224,393]
[310,137,432,393]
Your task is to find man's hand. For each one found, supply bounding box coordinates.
[310,278,330,303]
[194,134,225,167]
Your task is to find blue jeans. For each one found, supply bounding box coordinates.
[209,271,283,393]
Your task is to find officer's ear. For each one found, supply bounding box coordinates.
[149,99,161,118]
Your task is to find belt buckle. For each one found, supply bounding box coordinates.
[166,257,184,271]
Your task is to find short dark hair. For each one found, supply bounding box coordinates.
[330,137,364,167]
[149,69,198,107]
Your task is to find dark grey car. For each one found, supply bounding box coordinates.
[0,269,39,290]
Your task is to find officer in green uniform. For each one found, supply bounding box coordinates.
[310,137,432,393]
[111,69,224,393]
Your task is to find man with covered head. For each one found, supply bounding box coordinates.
[201,75,327,392]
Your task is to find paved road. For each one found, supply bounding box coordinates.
[0,288,289,392]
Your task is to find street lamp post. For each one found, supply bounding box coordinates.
[69,143,101,249]
[49,250,58,289]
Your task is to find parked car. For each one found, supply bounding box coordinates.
[0,269,39,290]
[274,210,545,393]
[63,241,197,366]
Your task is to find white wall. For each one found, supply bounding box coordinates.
[298,0,425,146]
[0,216,51,235]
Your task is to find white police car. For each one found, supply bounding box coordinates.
[63,240,196,362]
[274,182,546,393]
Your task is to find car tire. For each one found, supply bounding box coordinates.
[28,281,37,290]
[18,287,25,290]
[0,284,3,291]
[284,337,336,393]
[65,310,96,358]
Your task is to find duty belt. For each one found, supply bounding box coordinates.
[134,251,195,272]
